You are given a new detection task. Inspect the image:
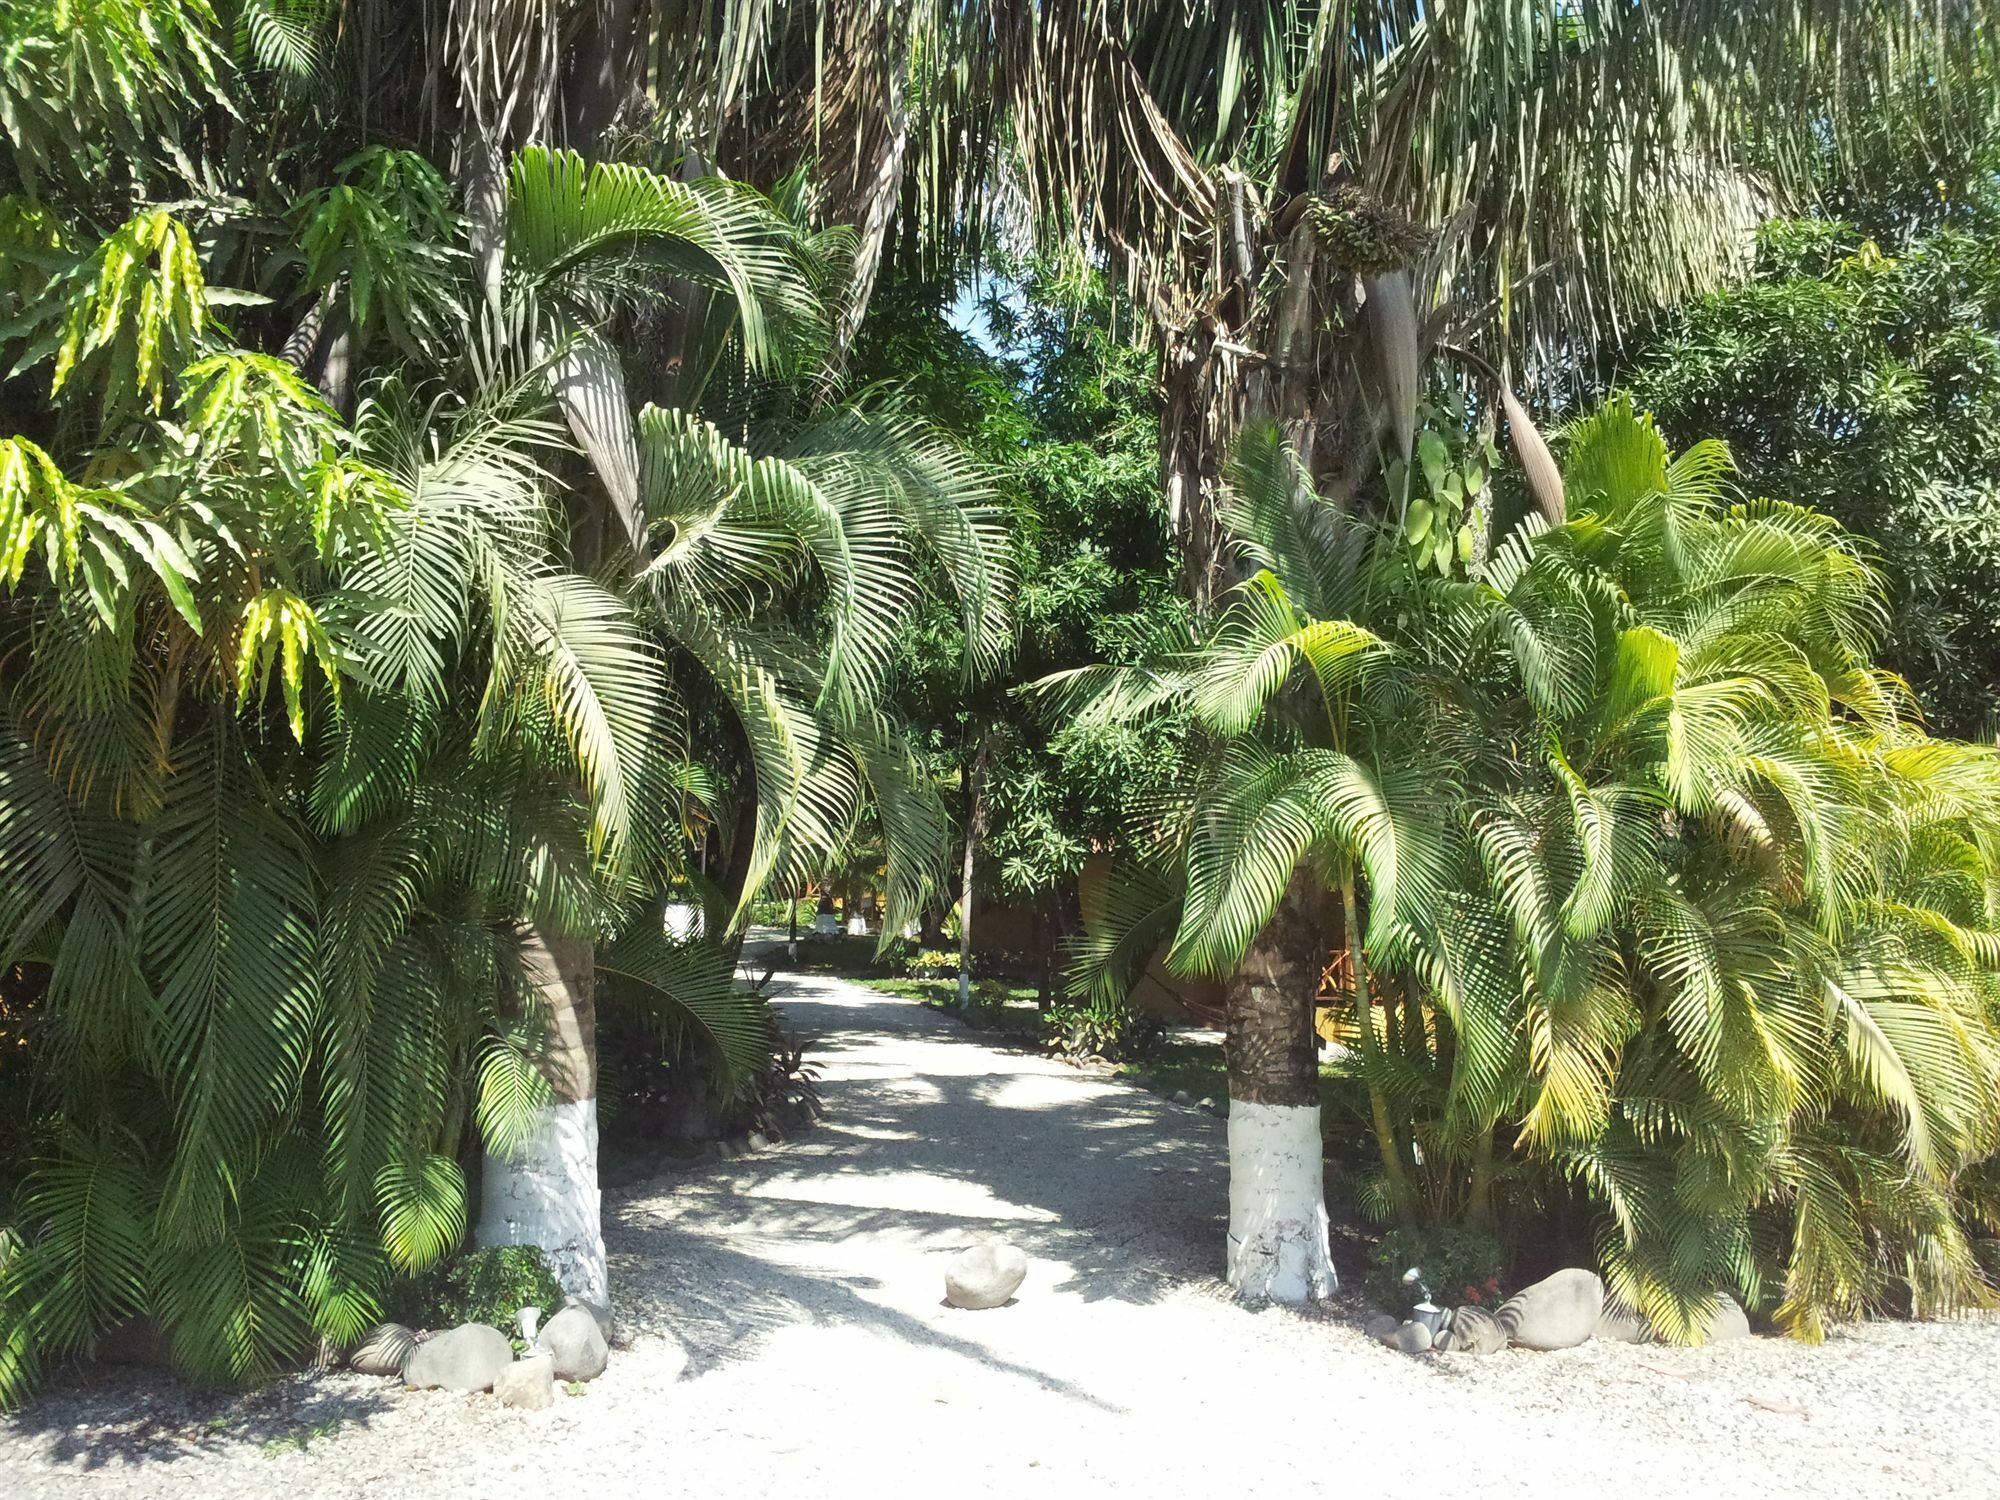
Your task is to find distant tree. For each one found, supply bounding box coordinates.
[1625,177,2000,738]
[847,266,1182,992]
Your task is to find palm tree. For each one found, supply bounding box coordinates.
[1050,421,1464,1295]
[0,255,733,1394]
[1066,403,2000,1333]
[0,4,1012,1396]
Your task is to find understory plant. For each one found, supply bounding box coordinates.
[1041,1001,1163,1064]
[386,1246,564,1348]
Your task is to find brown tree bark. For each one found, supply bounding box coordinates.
[955,733,992,1008]
[1223,864,1332,1108]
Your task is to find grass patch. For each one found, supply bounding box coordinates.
[1115,1035,1228,1101]
[261,1415,349,1454]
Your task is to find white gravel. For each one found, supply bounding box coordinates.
[4,967,1997,1499]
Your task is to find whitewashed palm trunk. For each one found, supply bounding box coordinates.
[477,927,608,1310]
[1221,865,1337,1303]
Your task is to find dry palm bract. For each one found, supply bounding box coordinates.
[1067,403,2000,1340]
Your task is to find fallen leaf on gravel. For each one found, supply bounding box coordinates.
[1636,1361,1694,1380]
[1745,1393,1809,1418]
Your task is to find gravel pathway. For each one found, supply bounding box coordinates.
[5,968,1997,1499]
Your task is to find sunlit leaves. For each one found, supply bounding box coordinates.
[374,1154,466,1274]
[12,209,209,416]
[0,0,232,194]
[505,146,809,368]
[475,1023,555,1161]
[0,436,201,628]
[235,585,342,742]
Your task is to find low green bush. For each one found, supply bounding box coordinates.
[902,948,960,979]
[966,977,1014,1025]
[1363,1225,1505,1313]
[385,1245,564,1347]
[1041,1002,1163,1063]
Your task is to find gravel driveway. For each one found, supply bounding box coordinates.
[5,968,1996,1499]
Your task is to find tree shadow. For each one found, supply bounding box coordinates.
[599,966,1235,1396]
[2,1365,397,1472]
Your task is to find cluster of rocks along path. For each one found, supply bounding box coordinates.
[4,966,1997,1499]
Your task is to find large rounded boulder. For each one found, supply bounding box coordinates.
[403,1323,513,1392]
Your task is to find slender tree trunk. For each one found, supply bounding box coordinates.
[1467,1125,1497,1228]
[712,766,760,968]
[956,736,991,1009]
[1343,873,1418,1232]
[919,903,945,950]
[477,925,608,1311]
[1222,863,1338,1302]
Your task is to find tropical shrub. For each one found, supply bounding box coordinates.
[386,1246,563,1348]
[1067,402,2000,1340]
[903,949,962,980]
[1041,1002,1163,1064]
[1364,1226,1506,1314]
[0,1,1008,1409]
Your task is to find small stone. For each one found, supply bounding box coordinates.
[535,1304,609,1382]
[1170,1090,1193,1106]
[348,1322,416,1378]
[562,1293,616,1342]
[1364,1312,1401,1342]
[1198,1097,1219,1114]
[1707,1293,1752,1343]
[1390,1320,1433,1355]
[494,1353,555,1410]
[944,1242,1029,1309]
[747,1130,772,1151]
[403,1323,513,1393]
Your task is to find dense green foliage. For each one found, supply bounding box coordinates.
[0,2,1004,1405]
[3,0,1999,1401]
[386,1246,563,1349]
[1626,186,2000,738]
[845,268,1182,956]
[1072,405,2000,1338]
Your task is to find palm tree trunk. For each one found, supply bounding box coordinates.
[956,733,991,1009]
[1467,1125,1497,1229]
[1222,863,1337,1302]
[476,924,608,1311]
